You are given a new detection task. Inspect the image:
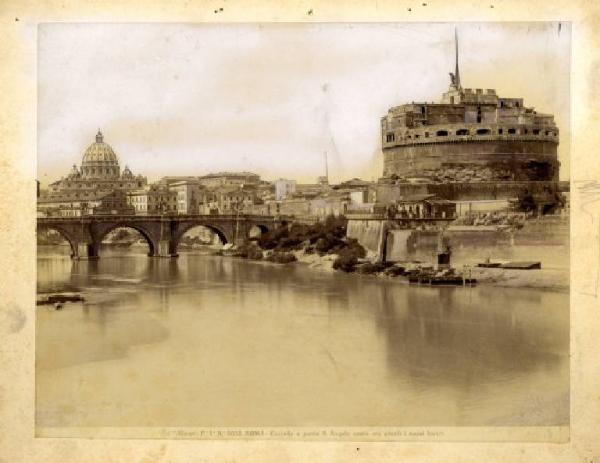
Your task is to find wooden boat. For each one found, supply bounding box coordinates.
[477,262,502,268]
[36,293,84,306]
[408,270,477,286]
[406,241,476,286]
[499,261,541,269]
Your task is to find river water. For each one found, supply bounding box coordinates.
[36,245,569,428]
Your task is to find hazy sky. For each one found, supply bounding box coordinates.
[37,22,571,185]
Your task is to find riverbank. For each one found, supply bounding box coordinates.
[215,215,568,291]
[220,244,568,292]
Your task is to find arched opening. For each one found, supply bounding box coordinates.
[248,224,269,241]
[436,130,448,137]
[476,128,491,135]
[37,227,75,257]
[97,226,154,257]
[455,129,469,136]
[175,224,228,254]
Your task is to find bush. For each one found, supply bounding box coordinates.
[265,251,297,264]
[246,246,263,260]
[344,238,366,259]
[384,265,406,277]
[256,216,348,253]
[276,236,304,251]
[258,227,289,250]
[323,215,348,238]
[333,252,358,272]
[356,262,387,274]
[235,244,263,260]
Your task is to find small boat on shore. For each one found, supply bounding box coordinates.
[36,293,84,306]
[405,242,476,286]
[477,261,503,268]
[407,268,477,286]
[500,261,541,270]
[476,259,541,269]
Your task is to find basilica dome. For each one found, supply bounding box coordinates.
[80,130,120,179]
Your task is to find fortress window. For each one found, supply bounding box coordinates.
[476,128,491,135]
[498,128,504,134]
[524,129,529,134]
[545,131,551,136]
[533,129,540,135]
[424,132,429,138]
[500,101,505,108]
[508,128,516,134]
[436,130,448,136]
[516,102,520,107]
[386,133,395,142]
[456,129,469,136]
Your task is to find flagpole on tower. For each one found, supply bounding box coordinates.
[454,27,461,89]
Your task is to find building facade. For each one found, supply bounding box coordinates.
[198,172,261,188]
[274,179,297,201]
[37,190,134,217]
[170,180,203,215]
[126,185,177,215]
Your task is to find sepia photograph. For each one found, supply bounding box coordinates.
[34,21,571,439]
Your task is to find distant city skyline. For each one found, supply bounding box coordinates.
[37,22,571,187]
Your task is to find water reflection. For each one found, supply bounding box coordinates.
[36,247,569,427]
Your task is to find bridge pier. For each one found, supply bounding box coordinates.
[151,240,179,258]
[73,242,99,260]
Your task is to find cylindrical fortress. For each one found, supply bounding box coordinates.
[381,91,560,182]
[381,32,561,188]
[382,123,559,181]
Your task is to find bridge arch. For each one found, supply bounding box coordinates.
[172,222,231,254]
[93,223,157,256]
[37,224,77,257]
[248,224,270,240]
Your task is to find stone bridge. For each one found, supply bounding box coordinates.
[37,214,288,259]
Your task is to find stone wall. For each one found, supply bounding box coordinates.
[346,219,385,255]
[385,229,414,261]
[375,181,559,202]
[383,139,558,180]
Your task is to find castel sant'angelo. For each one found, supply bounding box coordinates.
[380,31,559,185]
